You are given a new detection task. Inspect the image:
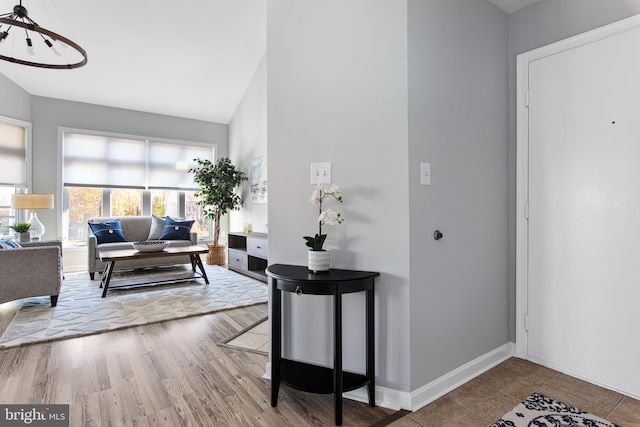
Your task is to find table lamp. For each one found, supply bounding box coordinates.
[11,193,54,240]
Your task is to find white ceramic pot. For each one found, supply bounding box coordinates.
[308,250,331,273]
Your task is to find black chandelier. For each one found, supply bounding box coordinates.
[0,1,87,69]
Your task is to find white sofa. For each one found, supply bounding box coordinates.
[87,216,197,280]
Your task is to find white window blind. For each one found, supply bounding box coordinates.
[64,133,146,188]
[0,121,26,186]
[63,131,213,190]
[148,142,213,190]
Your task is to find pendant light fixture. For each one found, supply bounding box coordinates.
[0,1,87,69]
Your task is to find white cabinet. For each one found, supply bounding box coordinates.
[228,232,267,282]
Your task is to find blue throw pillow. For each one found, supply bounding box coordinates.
[159,216,194,240]
[88,219,128,244]
[0,239,22,249]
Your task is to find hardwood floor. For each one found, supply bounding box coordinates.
[0,303,396,426]
[2,300,639,426]
[217,319,640,427]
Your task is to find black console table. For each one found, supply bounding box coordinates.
[266,264,380,426]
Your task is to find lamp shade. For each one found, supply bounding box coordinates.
[11,194,54,209]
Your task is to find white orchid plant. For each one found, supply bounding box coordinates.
[304,184,344,251]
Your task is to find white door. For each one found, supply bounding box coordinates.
[526,24,640,396]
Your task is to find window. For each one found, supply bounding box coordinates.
[66,187,102,240]
[62,130,214,242]
[151,189,211,238]
[186,190,210,237]
[151,190,178,217]
[111,189,142,216]
[0,118,29,234]
[0,120,27,188]
[0,186,16,236]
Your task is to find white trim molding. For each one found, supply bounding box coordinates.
[515,13,640,360]
[407,343,514,412]
[266,342,514,412]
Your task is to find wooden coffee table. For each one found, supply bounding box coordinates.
[98,245,209,297]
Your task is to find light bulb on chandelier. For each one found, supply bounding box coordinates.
[0,1,87,69]
[26,36,34,55]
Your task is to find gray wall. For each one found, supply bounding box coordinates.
[31,96,227,239]
[510,0,640,54]
[267,0,411,391]
[408,0,510,387]
[8,0,634,402]
[229,54,268,234]
[0,73,31,122]
[507,0,640,340]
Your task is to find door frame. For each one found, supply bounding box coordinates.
[515,14,640,358]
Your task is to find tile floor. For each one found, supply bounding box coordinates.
[224,316,269,354]
[232,321,640,426]
[389,357,640,426]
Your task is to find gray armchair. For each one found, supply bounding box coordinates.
[0,245,63,306]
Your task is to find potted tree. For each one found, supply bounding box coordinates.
[190,157,248,265]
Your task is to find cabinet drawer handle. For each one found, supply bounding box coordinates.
[295,285,303,296]
[256,246,261,249]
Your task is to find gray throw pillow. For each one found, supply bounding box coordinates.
[147,216,166,240]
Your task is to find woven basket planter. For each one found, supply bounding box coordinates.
[206,244,226,265]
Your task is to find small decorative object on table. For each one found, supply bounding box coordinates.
[304,184,344,273]
[9,222,31,243]
[132,241,169,252]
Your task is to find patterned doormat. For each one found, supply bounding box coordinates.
[492,393,620,427]
[0,264,268,349]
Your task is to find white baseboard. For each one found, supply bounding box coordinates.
[263,342,515,412]
[408,342,514,411]
[344,385,409,411]
[263,362,271,380]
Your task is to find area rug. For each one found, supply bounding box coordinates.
[492,393,620,427]
[0,264,268,349]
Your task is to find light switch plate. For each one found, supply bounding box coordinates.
[420,162,431,185]
[311,162,331,184]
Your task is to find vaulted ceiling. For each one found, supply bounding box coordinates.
[0,0,541,124]
[0,0,266,124]
[488,0,543,14]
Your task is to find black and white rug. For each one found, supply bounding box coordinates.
[0,264,268,349]
[493,393,620,427]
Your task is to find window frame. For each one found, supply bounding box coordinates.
[0,115,32,227]
[58,127,217,243]
[0,114,32,190]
